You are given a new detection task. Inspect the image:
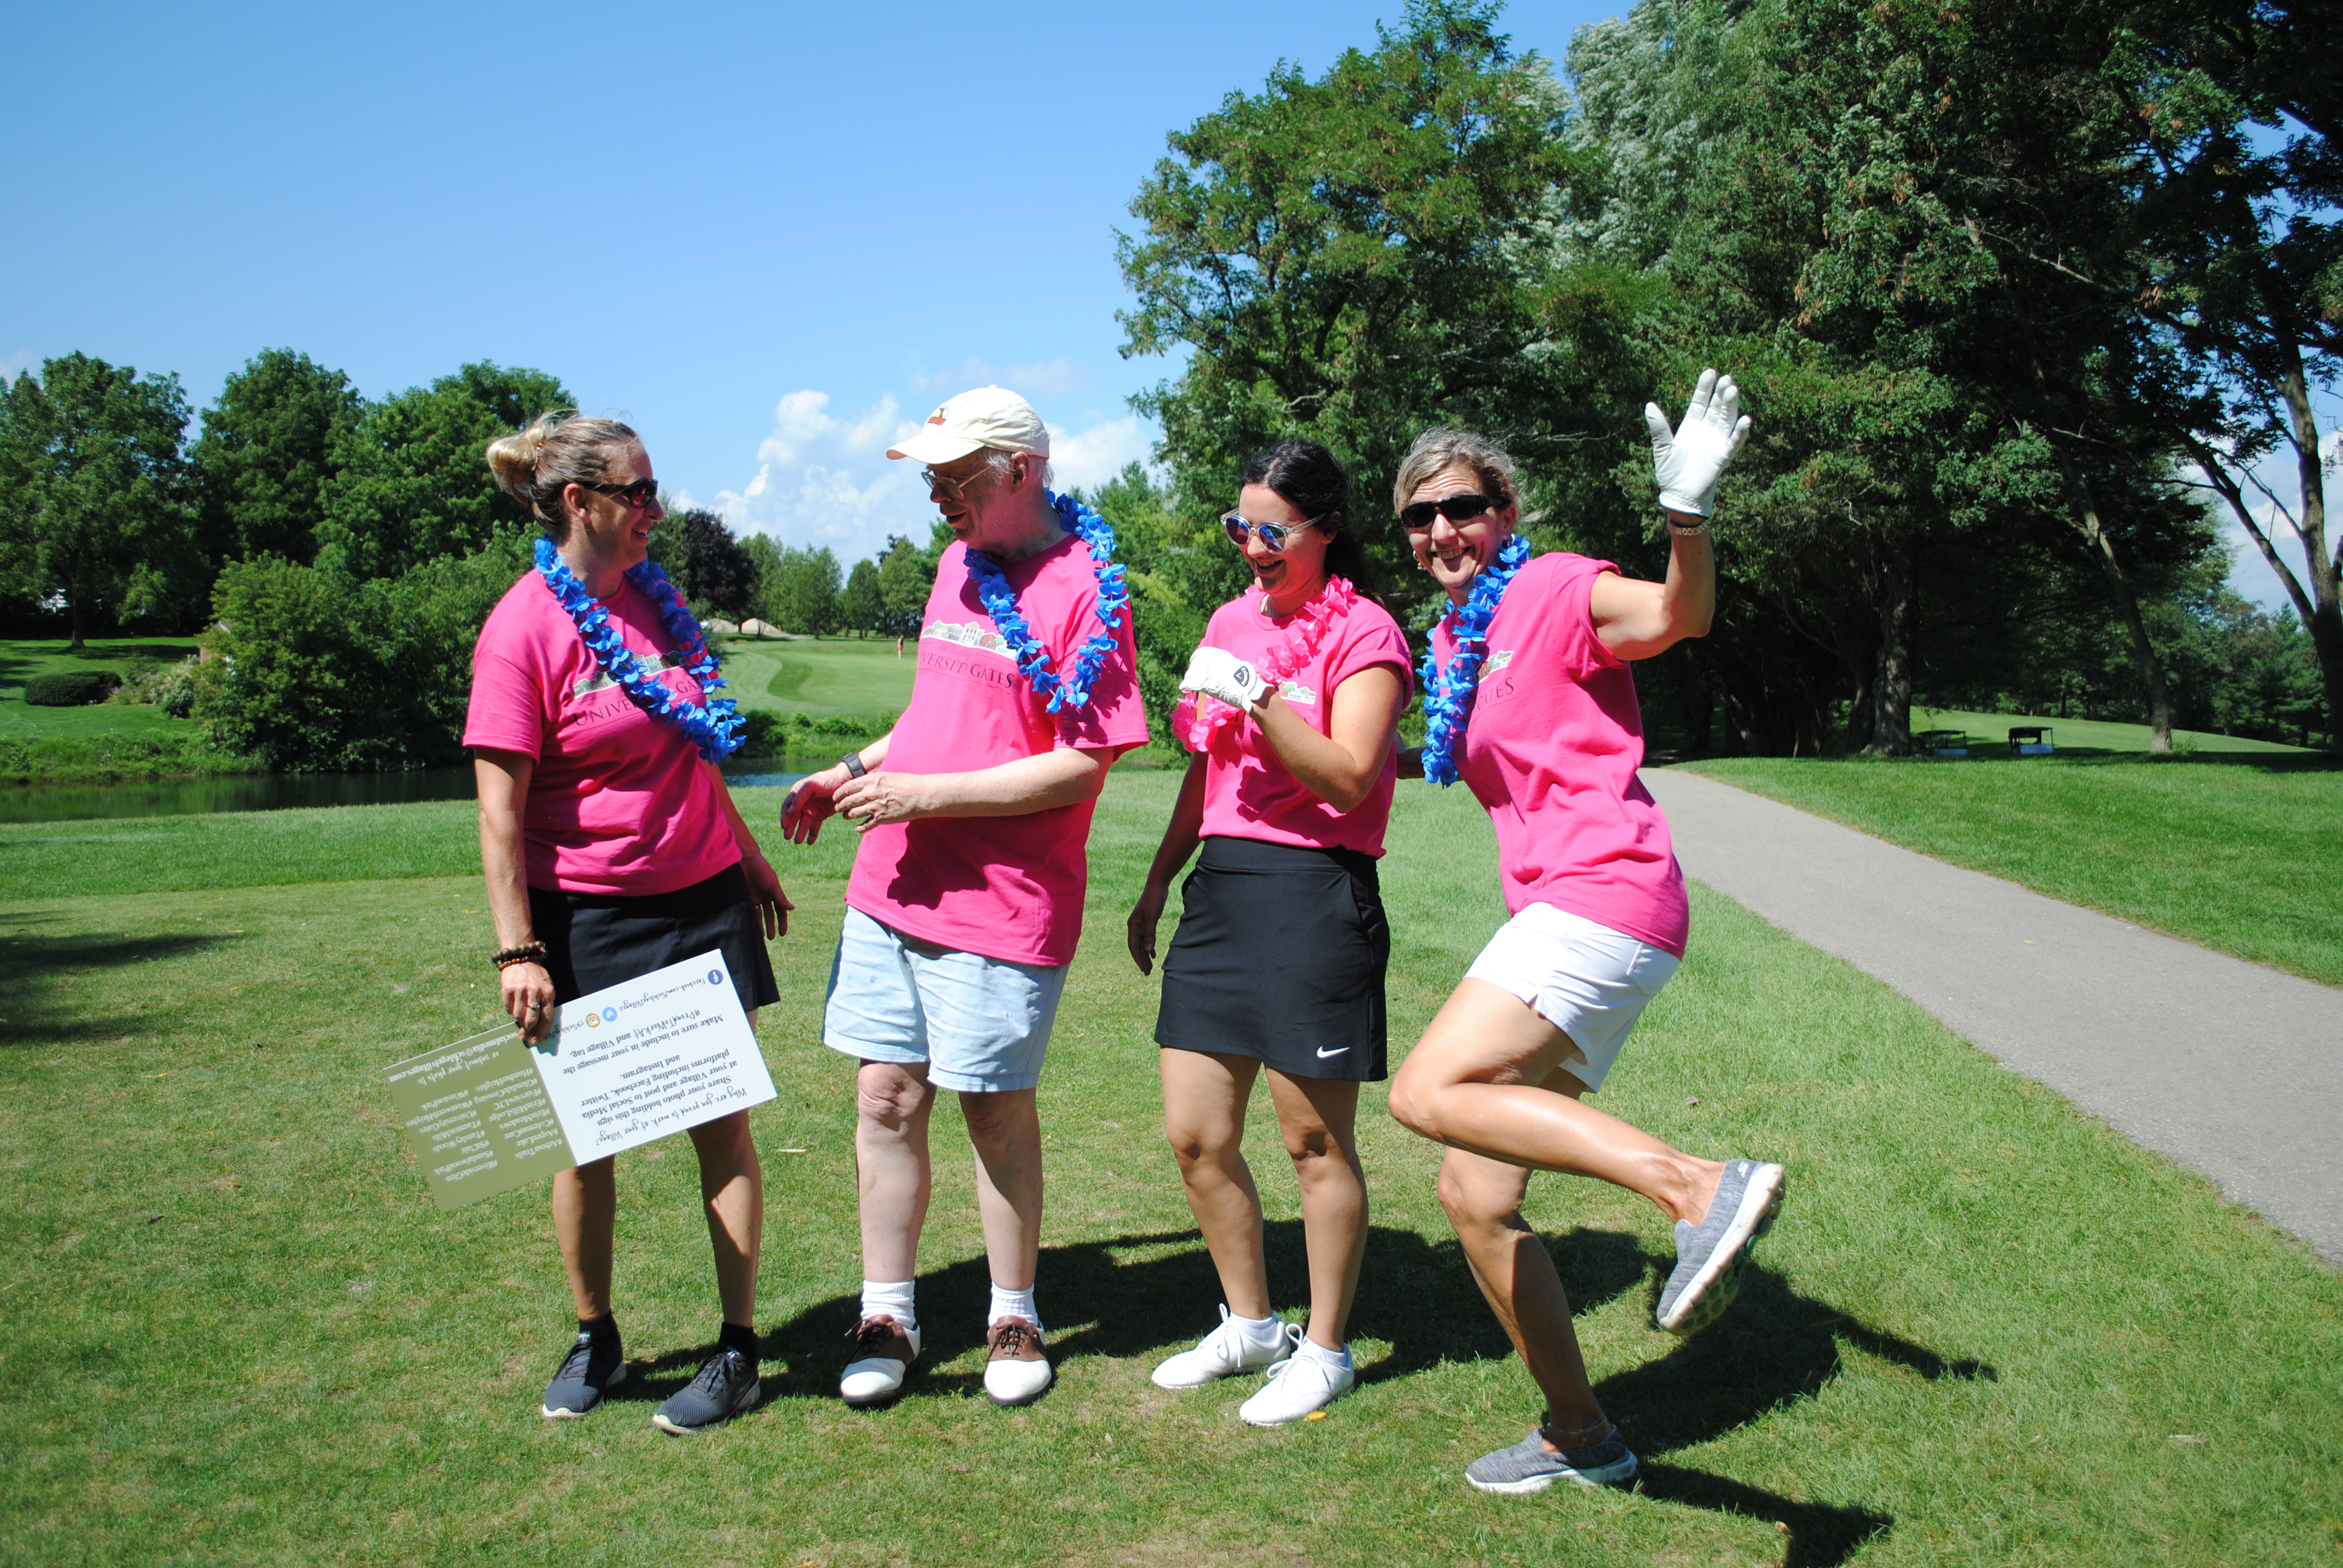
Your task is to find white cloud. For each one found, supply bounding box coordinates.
[709,387,1157,560]
[1046,414,1155,491]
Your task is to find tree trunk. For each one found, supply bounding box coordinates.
[1864,521,1916,756]
[67,592,84,652]
[2276,359,2343,750]
[2184,434,2342,750]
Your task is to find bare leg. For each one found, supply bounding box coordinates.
[958,1087,1043,1293]
[1438,1116,1608,1442]
[1263,1070,1366,1349]
[1160,1050,1271,1319]
[685,1109,762,1326]
[1389,979,1723,1224]
[551,1156,617,1320]
[855,1060,936,1282]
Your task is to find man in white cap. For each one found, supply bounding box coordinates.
[779,386,1148,1410]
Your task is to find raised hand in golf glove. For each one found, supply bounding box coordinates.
[1646,367,1752,517]
[1180,645,1269,712]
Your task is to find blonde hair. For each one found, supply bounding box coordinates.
[1391,427,1521,515]
[484,412,640,542]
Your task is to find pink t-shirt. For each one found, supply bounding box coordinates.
[1182,587,1413,857]
[1431,550,1689,956]
[847,534,1149,966]
[463,572,740,897]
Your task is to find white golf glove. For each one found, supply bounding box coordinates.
[1646,367,1752,517]
[1180,645,1269,711]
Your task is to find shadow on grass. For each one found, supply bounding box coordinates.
[608,1223,1982,1567]
[0,919,235,1045]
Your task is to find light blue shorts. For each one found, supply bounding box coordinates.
[822,907,1069,1094]
[1464,903,1681,1093]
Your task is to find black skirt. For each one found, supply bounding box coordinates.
[1155,836,1390,1081]
[528,861,781,1016]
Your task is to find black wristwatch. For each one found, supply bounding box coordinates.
[839,751,868,779]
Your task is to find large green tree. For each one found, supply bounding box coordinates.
[839,557,883,636]
[315,362,569,579]
[0,353,202,646]
[1118,0,1575,616]
[191,348,364,567]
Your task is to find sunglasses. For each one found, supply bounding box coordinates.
[1221,509,1330,552]
[1399,492,1497,532]
[580,477,660,510]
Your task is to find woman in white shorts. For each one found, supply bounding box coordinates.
[1384,377,1788,1497]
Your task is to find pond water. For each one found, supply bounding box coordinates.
[0,761,807,824]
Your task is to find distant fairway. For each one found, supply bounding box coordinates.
[717,636,916,722]
[1909,704,2309,755]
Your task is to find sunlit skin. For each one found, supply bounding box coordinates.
[1388,459,1722,1458]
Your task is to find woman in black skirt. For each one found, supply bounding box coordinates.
[1126,441,1412,1425]
[466,411,790,1436]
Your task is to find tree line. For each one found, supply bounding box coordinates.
[0,348,948,769]
[1114,0,2338,753]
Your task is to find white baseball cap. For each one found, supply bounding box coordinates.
[886,385,1050,465]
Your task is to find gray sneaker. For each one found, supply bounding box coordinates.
[652,1347,761,1435]
[1466,1428,1639,1494]
[541,1330,627,1419]
[1655,1159,1786,1334]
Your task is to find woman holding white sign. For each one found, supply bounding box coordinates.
[466,412,790,1436]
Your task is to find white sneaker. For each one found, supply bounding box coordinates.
[1239,1347,1355,1426]
[1150,1307,1299,1390]
[841,1315,920,1407]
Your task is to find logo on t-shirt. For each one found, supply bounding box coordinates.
[920,619,1015,661]
[1483,650,1515,673]
[1277,681,1318,707]
[571,649,691,699]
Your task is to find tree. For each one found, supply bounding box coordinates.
[764,544,842,635]
[1119,0,1575,621]
[315,361,569,579]
[839,557,883,636]
[0,353,201,647]
[2126,0,2343,748]
[650,508,759,619]
[191,348,364,567]
[875,534,937,637]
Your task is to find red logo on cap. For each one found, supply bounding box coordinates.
[927,408,948,425]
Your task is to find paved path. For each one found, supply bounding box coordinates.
[1641,768,2343,1263]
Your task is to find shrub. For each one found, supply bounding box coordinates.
[24,671,120,707]
[117,656,200,718]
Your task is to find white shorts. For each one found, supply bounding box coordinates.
[823,907,1068,1094]
[1464,903,1681,1093]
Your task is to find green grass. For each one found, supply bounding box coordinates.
[4,776,2340,1566]
[716,636,917,722]
[1908,704,2307,755]
[1683,754,2343,987]
[0,638,203,702]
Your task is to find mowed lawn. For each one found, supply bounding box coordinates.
[1907,704,2309,756]
[1683,754,2343,988]
[4,774,2340,1567]
[716,637,917,723]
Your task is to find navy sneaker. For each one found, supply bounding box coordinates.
[652,1347,761,1435]
[542,1330,627,1419]
[1655,1160,1786,1334]
[1466,1426,1639,1494]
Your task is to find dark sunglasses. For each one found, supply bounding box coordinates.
[580,477,659,510]
[1399,492,1496,532]
[1221,509,1330,552]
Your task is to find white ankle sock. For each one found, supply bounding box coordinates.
[1297,1336,1351,1369]
[860,1279,917,1331]
[1231,1311,1286,1348]
[989,1283,1040,1330]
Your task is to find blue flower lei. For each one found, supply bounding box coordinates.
[962,489,1130,714]
[1417,533,1533,786]
[533,537,747,763]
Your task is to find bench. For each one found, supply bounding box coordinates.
[2008,725,2055,756]
[1915,728,1970,758]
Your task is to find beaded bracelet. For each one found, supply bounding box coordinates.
[493,941,549,971]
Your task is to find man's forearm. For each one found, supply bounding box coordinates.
[916,746,1111,818]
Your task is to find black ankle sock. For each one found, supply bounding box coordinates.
[718,1321,759,1362]
[579,1313,620,1344]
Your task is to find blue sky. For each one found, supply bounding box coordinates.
[1,0,2316,606]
